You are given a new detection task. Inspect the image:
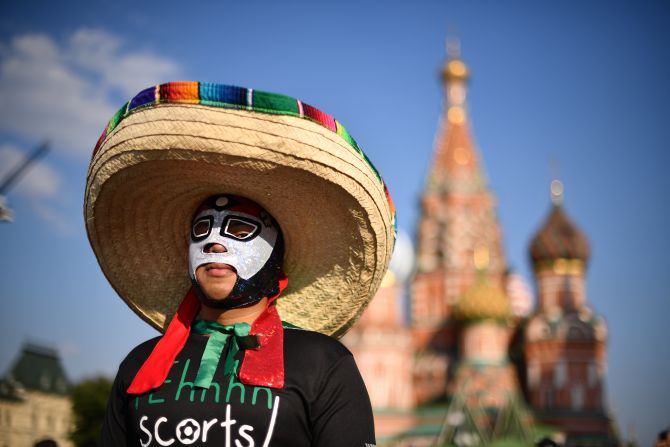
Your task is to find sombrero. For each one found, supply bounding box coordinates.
[85,81,396,338]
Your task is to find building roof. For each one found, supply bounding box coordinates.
[530,204,590,267]
[426,53,488,195]
[2,343,71,396]
[453,274,511,321]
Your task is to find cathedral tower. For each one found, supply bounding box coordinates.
[438,260,533,445]
[342,235,417,439]
[411,42,507,403]
[524,180,618,446]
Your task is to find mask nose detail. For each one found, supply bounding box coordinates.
[204,243,227,253]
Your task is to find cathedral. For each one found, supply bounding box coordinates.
[342,42,620,447]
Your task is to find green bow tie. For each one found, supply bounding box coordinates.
[191,320,260,389]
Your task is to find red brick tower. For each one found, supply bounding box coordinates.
[411,42,507,403]
[344,273,417,436]
[343,235,417,439]
[524,180,618,446]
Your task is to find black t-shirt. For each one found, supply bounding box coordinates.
[101,327,376,447]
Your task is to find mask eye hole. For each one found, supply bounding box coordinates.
[223,217,259,240]
[192,217,213,240]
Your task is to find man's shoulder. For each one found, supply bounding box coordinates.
[283,326,349,350]
[283,326,352,366]
[119,335,163,370]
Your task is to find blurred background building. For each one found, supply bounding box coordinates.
[343,41,620,447]
[0,343,72,446]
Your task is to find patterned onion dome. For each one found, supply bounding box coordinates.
[453,275,511,321]
[530,204,590,267]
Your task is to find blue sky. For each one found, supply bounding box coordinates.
[1,0,668,444]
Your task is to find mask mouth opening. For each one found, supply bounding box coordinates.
[203,262,238,274]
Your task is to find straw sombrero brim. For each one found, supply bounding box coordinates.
[85,83,395,338]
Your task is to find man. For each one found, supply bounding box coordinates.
[86,82,396,446]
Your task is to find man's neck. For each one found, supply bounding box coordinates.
[198,297,269,326]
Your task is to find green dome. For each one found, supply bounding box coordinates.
[454,275,511,321]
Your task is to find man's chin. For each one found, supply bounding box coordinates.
[198,294,233,309]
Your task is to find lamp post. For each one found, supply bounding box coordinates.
[0,141,50,222]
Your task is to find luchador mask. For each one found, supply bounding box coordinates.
[189,195,284,309]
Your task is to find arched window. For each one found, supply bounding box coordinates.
[543,387,554,408]
[571,384,584,410]
[528,362,540,388]
[587,361,598,387]
[554,359,566,388]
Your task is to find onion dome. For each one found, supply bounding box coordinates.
[453,274,511,322]
[441,38,470,83]
[530,181,590,269]
[442,58,469,83]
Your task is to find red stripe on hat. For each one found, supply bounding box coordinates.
[302,103,337,132]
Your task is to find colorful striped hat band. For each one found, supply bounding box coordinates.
[85,81,396,338]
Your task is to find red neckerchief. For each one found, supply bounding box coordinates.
[127,274,288,394]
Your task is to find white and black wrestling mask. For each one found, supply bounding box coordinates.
[188,195,284,309]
